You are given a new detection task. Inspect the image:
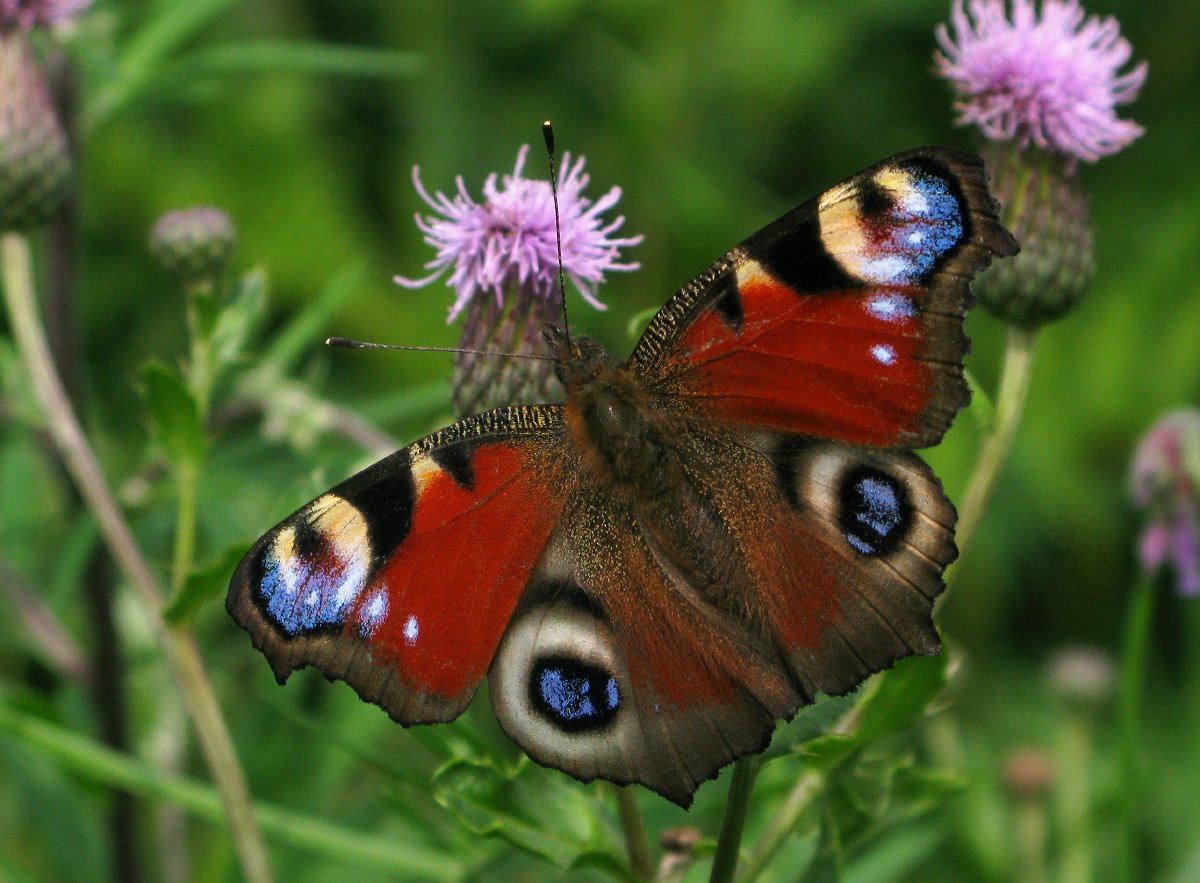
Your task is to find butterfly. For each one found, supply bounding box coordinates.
[227,148,1017,808]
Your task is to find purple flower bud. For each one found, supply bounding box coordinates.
[0,32,70,231]
[935,0,1146,165]
[149,206,237,284]
[0,0,92,32]
[1130,410,1200,596]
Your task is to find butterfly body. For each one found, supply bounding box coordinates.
[229,148,1017,806]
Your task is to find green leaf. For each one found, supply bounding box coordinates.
[767,693,860,762]
[261,262,365,374]
[139,359,205,468]
[86,0,245,131]
[176,41,423,79]
[788,655,948,774]
[432,757,622,871]
[211,267,268,367]
[163,543,245,624]
[843,821,945,883]
[852,654,947,746]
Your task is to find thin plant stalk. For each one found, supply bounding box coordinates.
[1,232,274,883]
[612,785,653,881]
[1116,569,1155,883]
[955,324,1038,558]
[737,767,824,882]
[709,755,761,882]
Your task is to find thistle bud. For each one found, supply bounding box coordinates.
[0,33,70,231]
[974,143,1094,327]
[451,282,556,417]
[149,207,237,286]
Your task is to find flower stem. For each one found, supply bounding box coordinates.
[171,460,199,595]
[1,232,274,883]
[612,785,653,881]
[1116,569,1155,883]
[955,324,1038,558]
[709,756,761,882]
[737,767,824,882]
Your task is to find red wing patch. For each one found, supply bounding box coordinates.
[670,267,937,447]
[354,442,564,701]
[227,405,565,723]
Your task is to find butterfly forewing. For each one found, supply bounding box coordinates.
[629,148,1018,449]
[227,405,566,723]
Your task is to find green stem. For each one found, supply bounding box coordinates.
[171,460,198,596]
[1116,569,1156,883]
[1,232,274,883]
[613,785,654,881]
[709,756,761,883]
[737,768,824,882]
[954,324,1039,559]
[185,279,216,418]
[1012,798,1048,883]
[1056,711,1093,883]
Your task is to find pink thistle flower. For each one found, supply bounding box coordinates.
[935,0,1147,163]
[1131,410,1200,596]
[395,144,642,323]
[0,0,92,31]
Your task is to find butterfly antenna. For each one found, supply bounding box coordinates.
[326,337,554,361]
[542,120,572,349]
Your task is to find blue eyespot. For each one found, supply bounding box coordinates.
[857,167,963,285]
[257,524,367,636]
[839,467,909,556]
[531,657,620,732]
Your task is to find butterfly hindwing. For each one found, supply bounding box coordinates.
[227,405,566,723]
[489,484,802,806]
[486,420,956,807]
[630,147,1018,448]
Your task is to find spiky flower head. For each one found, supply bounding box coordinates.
[935,0,1146,164]
[935,1,1146,327]
[1130,410,1200,596]
[0,32,70,231]
[149,206,237,286]
[0,0,92,32]
[396,145,642,416]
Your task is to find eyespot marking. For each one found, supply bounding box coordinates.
[839,467,910,556]
[819,164,964,286]
[258,494,371,635]
[529,655,621,733]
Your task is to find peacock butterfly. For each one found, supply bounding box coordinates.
[227,147,1017,807]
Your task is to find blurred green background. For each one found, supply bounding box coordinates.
[3,0,1200,880]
